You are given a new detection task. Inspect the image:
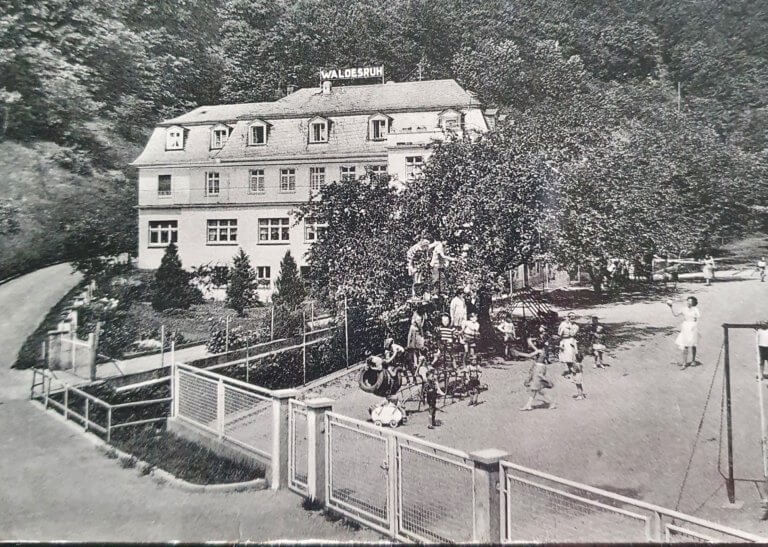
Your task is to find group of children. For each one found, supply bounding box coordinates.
[367,310,486,429]
[520,315,608,411]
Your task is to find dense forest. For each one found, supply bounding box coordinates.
[1,0,767,279]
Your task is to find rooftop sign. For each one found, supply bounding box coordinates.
[320,66,384,81]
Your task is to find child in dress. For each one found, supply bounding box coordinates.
[424,370,445,429]
[521,326,556,411]
[496,313,517,360]
[462,312,481,366]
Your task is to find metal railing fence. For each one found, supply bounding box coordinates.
[288,399,309,496]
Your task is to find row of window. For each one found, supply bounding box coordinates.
[148,218,327,247]
[156,163,405,197]
[164,110,464,151]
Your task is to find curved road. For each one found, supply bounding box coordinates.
[0,263,82,400]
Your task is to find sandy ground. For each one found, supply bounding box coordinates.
[0,400,380,542]
[309,276,768,536]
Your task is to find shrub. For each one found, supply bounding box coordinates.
[272,251,306,311]
[226,248,259,316]
[151,243,201,312]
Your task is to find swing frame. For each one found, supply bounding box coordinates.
[721,322,768,504]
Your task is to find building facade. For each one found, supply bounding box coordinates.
[132,78,493,299]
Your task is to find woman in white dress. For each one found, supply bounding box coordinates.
[668,296,700,368]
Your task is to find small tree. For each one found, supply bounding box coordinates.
[272,250,306,311]
[226,248,259,316]
[152,243,199,311]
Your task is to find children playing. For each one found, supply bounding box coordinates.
[436,313,458,368]
[496,313,517,360]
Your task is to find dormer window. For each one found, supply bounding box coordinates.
[308,117,329,143]
[438,109,462,130]
[210,124,231,149]
[248,119,269,146]
[166,126,184,150]
[368,113,392,141]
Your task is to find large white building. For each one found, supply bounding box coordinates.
[132,78,493,298]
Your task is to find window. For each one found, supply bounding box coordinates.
[207,219,237,244]
[158,175,172,196]
[249,124,267,145]
[309,167,326,191]
[367,165,387,181]
[211,127,229,149]
[405,156,424,182]
[258,218,290,243]
[309,120,328,143]
[256,266,271,287]
[249,169,265,194]
[371,119,387,140]
[148,221,178,247]
[439,109,462,130]
[340,165,356,181]
[304,217,328,242]
[166,126,184,150]
[206,172,220,196]
[211,265,229,287]
[280,168,296,193]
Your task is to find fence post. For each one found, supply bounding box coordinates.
[69,329,76,371]
[44,373,51,409]
[172,362,179,418]
[344,294,350,367]
[647,510,663,541]
[217,378,225,439]
[107,406,112,442]
[160,324,165,367]
[270,388,299,490]
[305,398,334,503]
[271,307,275,341]
[63,387,69,420]
[84,399,90,431]
[469,449,508,543]
[88,329,98,381]
[225,316,231,354]
[302,310,307,385]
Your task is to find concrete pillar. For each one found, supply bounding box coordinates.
[216,379,225,439]
[305,398,334,503]
[469,448,508,543]
[271,389,299,490]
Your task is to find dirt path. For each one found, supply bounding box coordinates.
[310,276,768,535]
[0,400,379,542]
[0,263,82,400]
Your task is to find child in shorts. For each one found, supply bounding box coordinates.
[464,361,482,406]
[758,322,768,379]
[462,312,480,366]
[424,370,445,428]
[592,325,606,369]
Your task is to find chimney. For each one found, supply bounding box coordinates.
[321,80,332,95]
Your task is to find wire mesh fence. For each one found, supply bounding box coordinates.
[288,399,309,496]
[222,383,272,458]
[499,461,765,543]
[326,414,391,533]
[177,368,218,433]
[397,440,475,543]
